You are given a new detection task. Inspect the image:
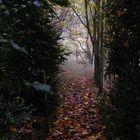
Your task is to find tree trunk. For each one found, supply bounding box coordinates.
[94,0,101,87]
[98,0,104,94]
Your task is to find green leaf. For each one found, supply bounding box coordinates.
[5,111,15,124]
[25,81,52,92]
[32,81,51,92]
[11,41,29,55]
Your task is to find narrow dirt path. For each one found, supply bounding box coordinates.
[47,62,106,140]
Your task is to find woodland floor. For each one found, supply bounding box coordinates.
[47,56,106,140]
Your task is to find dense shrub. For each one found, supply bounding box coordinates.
[0,0,67,138]
[103,0,140,139]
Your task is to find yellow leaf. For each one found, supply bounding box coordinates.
[124,40,129,48]
[88,135,97,140]
[9,127,17,132]
[64,117,69,120]
[117,10,125,17]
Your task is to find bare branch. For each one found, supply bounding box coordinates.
[70,6,87,28]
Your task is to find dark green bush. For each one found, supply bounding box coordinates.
[0,0,67,138]
[103,0,140,139]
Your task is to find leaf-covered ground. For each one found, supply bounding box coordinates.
[47,59,106,140]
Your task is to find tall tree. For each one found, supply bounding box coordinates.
[69,0,106,90]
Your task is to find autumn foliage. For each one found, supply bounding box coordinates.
[47,68,106,140]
